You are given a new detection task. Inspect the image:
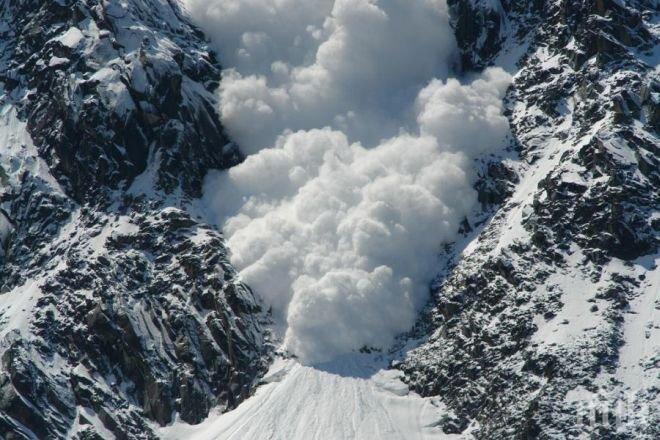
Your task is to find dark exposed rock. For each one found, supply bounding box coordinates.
[0,0,271,438]
[1,0,241,205]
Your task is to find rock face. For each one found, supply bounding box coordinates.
[400,0,659,438]
[447,0,544,71]
[0,0,269,438]
[3,0,241,203]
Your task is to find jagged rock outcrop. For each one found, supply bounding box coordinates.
[2,0,242,204]
[400,1,658,438]
[0,0,269,438]
[447,0,544,71]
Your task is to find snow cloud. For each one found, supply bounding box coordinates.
[185,0,512,363]
[185,0,456,152]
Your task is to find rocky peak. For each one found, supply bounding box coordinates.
[447,0,544,70]
[1,0,240,205]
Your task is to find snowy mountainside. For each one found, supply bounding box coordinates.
[401,0,659,438]
[3,0,241,202]
[0,0,269,438]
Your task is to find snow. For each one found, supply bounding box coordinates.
[68,406,117,440]
[89,68,136,115]
[530,247,607,347]
[195,0,514,362]
[203,69,512,363]
[615,255,659,393]
[52,27,84,48]
[0,103,62,190]
[64,210,139,258]
[109,217,140,239]
[477,91,610,257]
[159,354,466,440]
[184,0,457,151]
[48,56,69,67]
[0,280,41,340]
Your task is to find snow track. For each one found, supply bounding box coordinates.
[160,354,463,440]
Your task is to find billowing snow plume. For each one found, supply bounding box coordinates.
[184,0,456,151]
[186,0,512,363]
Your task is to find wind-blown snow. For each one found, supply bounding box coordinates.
[186,0,512,363]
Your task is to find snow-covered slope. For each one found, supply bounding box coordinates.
[158,353,461,440]
[401,0,659,438]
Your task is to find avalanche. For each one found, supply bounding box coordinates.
[161,1,515,438]
[187,0,512,364]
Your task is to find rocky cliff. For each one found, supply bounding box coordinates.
[0,0,269,438]
[400,0,659,438]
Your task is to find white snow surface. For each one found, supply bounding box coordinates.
[159,353,467,440]
[52,26,84,48]
[90,68,136,115]
[0,102,62,191]
[615,255,660,393]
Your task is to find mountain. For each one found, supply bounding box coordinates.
[0,0,658,439]
[0,0,270,437]
[400,0,659,438]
